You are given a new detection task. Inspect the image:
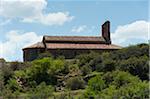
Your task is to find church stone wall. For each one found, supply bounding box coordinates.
[23,48,116,62]
[23,48,45,62]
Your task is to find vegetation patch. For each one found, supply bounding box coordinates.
[0,43,149,99]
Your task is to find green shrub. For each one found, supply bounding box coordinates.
[88,55,102,71]
[68,64,81,75]
[76,52,99,67]
[102,71,140,87]
[110,43,148,60]
[99,81,149,99]
[81,65,92,76]
[98,85,118,99]
[84,71,149,98]
[0,70,4,96]
[6,78,22,92]
[2,87,20,99]
[13,57,65,88]
[118,81,149,98]
[1,64,13,85]
[100,59,116,72]
[88,75,106,92]
[28,82,54,99]
[66,76,85,90]
[0,43,149,98]
[119,55,149,80]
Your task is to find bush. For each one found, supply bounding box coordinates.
[28,82,54,99]
[66,76,85,90]
[118,81,149,98]
[68,64,81,75]
[84,71,149,98]
[0,43,149,98]
[99,81,149,99]
[88,55,102,71]
[102,71,140,87]
[110,43,148,60]
[81,65,92,76]
[118,55,149,80]
[0,70,4,96]
[1,64,13,85]
[2,87,20,99]
[6,78,22,92]
[88,75,106,92]
[76,52,99,67]
[13,57,65,88]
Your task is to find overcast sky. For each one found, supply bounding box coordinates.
[0,0,149,61]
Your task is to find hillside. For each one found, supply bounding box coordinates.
[0,43,149,99]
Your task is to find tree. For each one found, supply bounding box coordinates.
[14,57,65,88]
[118,55,149,80]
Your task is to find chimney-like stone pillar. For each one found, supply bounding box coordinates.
[102,21,111,44]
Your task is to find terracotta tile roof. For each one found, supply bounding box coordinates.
[43,36,105,42]
[23,36,121,50]
[23,42,44,50]
[45,43,121,49]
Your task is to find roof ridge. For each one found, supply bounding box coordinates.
[23,42,44,50]
[44,35,102,38]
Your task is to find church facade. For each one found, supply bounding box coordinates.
[23,21,121,61]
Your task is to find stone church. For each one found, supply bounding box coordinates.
[23,21,121,61]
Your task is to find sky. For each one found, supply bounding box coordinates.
[0,0,149,61]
